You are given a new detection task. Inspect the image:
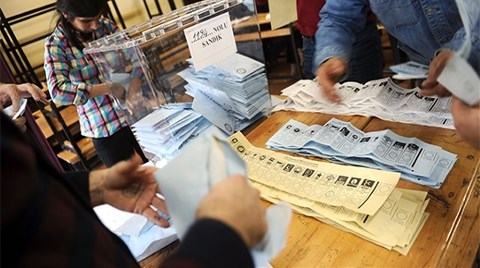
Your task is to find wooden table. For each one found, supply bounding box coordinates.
[141,110,480,268]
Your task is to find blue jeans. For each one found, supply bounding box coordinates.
[346,22,384,84]
[302,36,316,79]
[304,22,384,83]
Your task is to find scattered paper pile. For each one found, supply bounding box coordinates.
[266,118,457,188]
[178,52,271,135]
[273,78,454,129]
[94,204,177,261]
[228,132,430,255]
[131,103,211,160]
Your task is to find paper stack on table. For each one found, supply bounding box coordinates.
[265,118,457,189]
[228,132,430,255]
[273,78,454,129]
[131,103,212,160]
[389,61,429,80]
[94,204,178,261]
[178,52,271,135]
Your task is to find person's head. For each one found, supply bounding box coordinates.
[55,0,109,50]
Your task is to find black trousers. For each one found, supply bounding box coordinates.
[92,127,148,167]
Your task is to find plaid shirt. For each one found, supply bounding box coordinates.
[44,18,128,138]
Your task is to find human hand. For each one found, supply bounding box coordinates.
[420,50,454,97]
[451,97,480,150]
[109,82,127,101]
[13,116,27,132]
[90,154,170,227]
[0,83,48,113]
[316,57,347,103]
[196,174,267,248]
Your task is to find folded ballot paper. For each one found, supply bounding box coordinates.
[228,132,430,255]
[389,61,429,80]
[94,204,177,261]
[154,127,292,267]
[131,103,212,161]
[265,118,457,189]
[178,52,271,135]
[274,77,454,129]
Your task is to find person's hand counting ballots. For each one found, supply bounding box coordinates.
[89,153,171,227]
[315,57,347,103]
[0,83,49,132]
[0,82,49,113]
[419,50,480,150]
[420,50,454,98]
[196,174,268,248]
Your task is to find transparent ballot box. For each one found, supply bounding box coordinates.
[84,0,271,161]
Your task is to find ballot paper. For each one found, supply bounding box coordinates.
[110,73,131,104]
[2,98,28,119]
[94,204,177,261]
[266,118,457,188]
[132,104,212,161]
[389,61,429,79]
[228,132,429,255]
[229,131,400,215]
[154,127,291,267]
[179,52,271,134]
[437,0,480,106]
[273,78,454,129]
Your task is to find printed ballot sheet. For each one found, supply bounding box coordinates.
[274,77,454,129]
[266,118,457,188]
[228,132,429,255]
[229,132,400,215]
[179,52,270,134]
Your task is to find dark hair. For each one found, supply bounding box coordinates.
[55,0,109,51]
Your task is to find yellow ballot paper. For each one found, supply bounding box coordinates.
[228,132,429,255]
[229,131,400,216]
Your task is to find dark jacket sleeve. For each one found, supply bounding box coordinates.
[160,219,254,268]
[61,171,91,202]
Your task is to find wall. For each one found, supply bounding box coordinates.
[0,0,185,83]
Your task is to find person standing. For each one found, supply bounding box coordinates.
[44,0,148,167]
[314,0,479,103]
[297,0,384,80]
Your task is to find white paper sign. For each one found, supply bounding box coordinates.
[184,12,237,71]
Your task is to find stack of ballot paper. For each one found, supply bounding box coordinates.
[228,132,430,255]
[131,103,212,160]
[273,78,454,129]
[178,52,271,135]
[94,204,177,261]
[389,61,429,80]
[265,118,457,189]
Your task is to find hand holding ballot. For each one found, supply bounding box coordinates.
[315,57,347,103]
[197,174,267,248]
[0,82,48,113]
[421,50,480,150]
[420,50,454,98]
[89,153,171,227]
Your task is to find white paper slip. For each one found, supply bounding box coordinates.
[184,12,237,71]
[3,98,28,119]
[390,61,429,77]
[437,53,480,106]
